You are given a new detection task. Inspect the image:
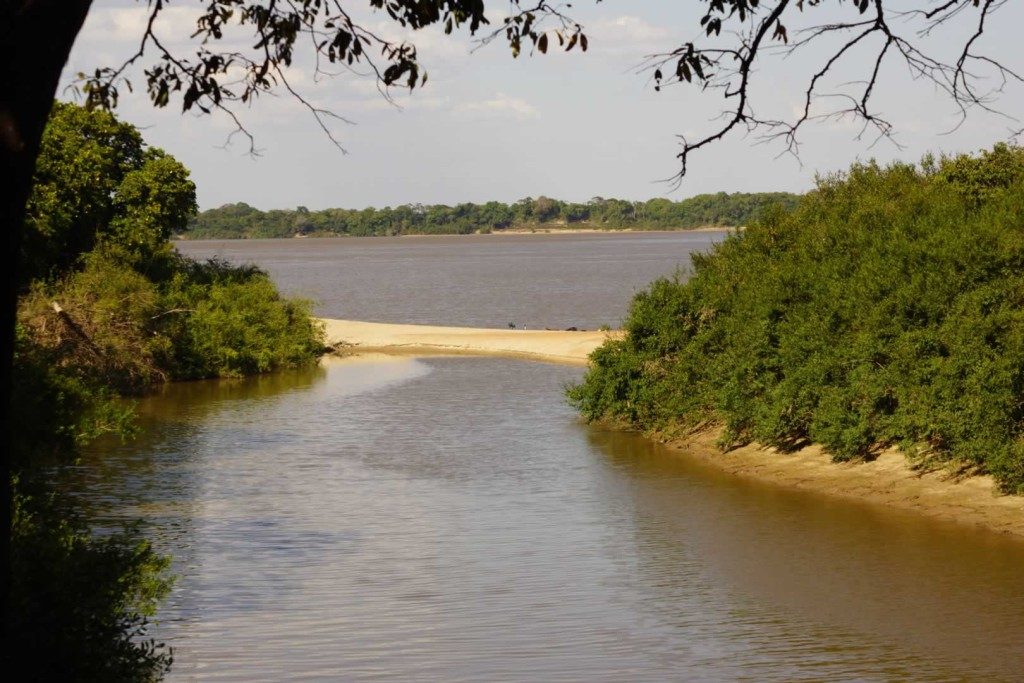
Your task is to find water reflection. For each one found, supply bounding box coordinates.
[69,363,329,523]
[65,357,1024,681]
[586,428,1024,680]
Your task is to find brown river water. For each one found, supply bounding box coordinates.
[174,232,726,329]
[67,234,1023,680]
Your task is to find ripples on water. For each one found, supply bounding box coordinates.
[74,357,1024,681]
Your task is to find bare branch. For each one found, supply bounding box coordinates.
[644,0,1020,182]
[671,0,793,184]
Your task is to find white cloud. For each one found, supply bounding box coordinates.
[366,19,474,62]
[588,16,674,56]
[78,5,203,46]
[453,93,539,120]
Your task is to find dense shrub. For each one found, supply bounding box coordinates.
[17,253,325,390]
[156,257,325,379]
[569,144,1024,494]
[11,324,138,469]
[10,482,174,681]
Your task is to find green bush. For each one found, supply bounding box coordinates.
[11,324,138,470]
[10,481,174,681]
[157,257,325,379]
[570,144,1024,494]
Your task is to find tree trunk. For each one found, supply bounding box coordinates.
[0,0,93,638]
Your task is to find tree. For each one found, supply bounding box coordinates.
[108,149,197,261]
[0,0,1019,631]
[24,102,196,283]
[532,196,561,223]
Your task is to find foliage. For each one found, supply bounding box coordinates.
[645,1,1020,180]
[19,103,324,390]
[64,1,1019,179]
[19,256,164,393]
[187,192,801,239]
[569,144,1024,494]
[10,480,173,682]
[9,102,324,679]
[11,323,138,470]
[17,251,325,391]
[76,1,586,152]
[23,101,197,284]
[156,256,325,379]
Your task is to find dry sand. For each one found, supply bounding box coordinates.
[320,318,621,365]
[320,317,1022,538]
[666,428,1024,539]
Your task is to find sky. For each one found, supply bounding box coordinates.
[62,1,1024,211]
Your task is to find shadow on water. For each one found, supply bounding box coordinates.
[133,363,329,423]
[60,364,329,546]
[584,427,1024,681]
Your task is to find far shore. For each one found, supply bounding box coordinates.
[321,316,1023,539]
[486,225,741,235]
[175,225,741,241]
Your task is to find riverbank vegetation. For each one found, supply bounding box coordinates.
[187,192,800,239]
[569,144,1024,495]
[10,102,324,678]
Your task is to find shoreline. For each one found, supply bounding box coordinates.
[175,226,739,241]
[319,318,621,366]
[662,427,1024,539]
[491,225,739,235]
[320,318,1023,539]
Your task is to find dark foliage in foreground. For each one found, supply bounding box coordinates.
[570,144,1024,494]
[10,482,174,681]
[8,103,324,679]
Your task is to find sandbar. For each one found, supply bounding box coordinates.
[320,318,621,366]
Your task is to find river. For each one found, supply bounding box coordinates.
[69,233,1023,681]
[173,232,725,329]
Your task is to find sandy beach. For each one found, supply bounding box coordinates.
[320,318,621,365]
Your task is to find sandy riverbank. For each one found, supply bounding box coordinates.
[320,318,621,365]
[663,428,1024,538]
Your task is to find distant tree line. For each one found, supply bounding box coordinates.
[186,192,802,239]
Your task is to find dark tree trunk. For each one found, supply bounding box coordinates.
[0,0,93,639]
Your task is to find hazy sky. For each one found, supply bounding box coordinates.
[62,1,1024,211]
